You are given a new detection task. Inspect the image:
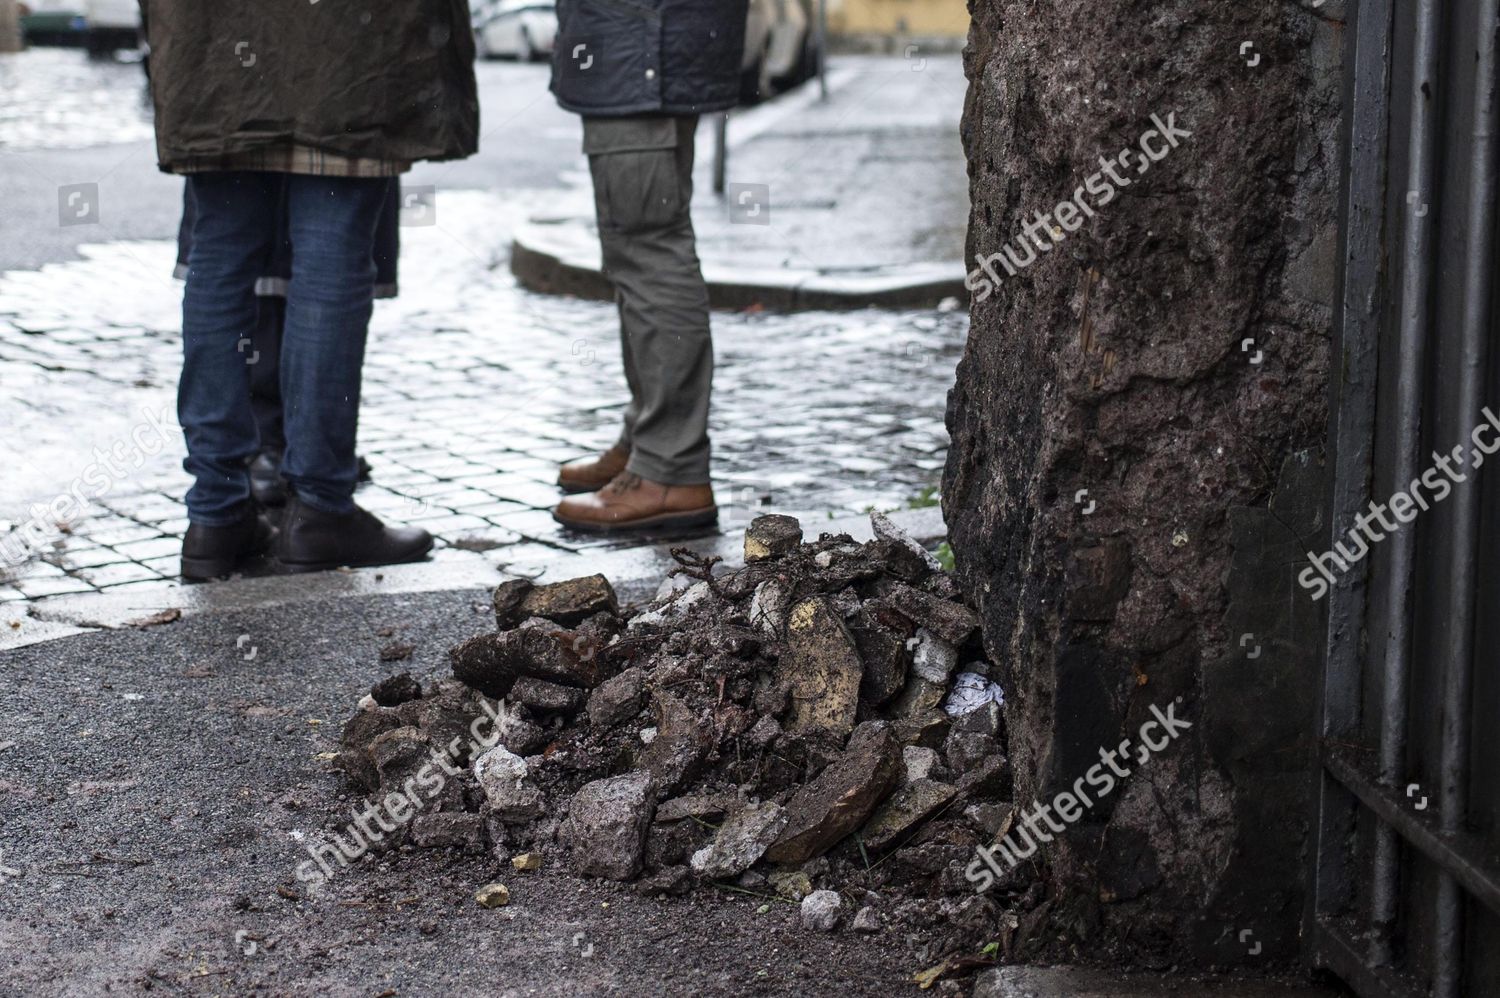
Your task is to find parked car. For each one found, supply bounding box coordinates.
[81,0,141,57]
[17,1,86,48]
[474,0,556,62]
[742,0,819,103]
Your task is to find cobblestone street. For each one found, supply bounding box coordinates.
[0,190,964,604]
[0,50,966,608]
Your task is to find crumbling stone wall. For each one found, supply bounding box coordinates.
[944,0,1343,965]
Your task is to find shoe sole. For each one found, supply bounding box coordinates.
[552,506,719,534]
[275,538,436,574]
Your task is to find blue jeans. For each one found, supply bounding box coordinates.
[179,172,391,524]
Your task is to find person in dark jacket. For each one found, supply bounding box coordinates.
[142,0,478,579]
[549,0,747,533]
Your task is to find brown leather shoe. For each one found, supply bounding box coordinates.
[557,443,630,494]
[553,472,717,533]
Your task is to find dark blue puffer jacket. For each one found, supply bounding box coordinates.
[550,0,750,117]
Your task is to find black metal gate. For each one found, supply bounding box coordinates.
[1311,0,1500,996]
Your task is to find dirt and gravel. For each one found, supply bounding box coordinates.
[0,519,1009,996]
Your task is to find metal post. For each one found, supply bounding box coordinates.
[1370,0,1442,965]
[1308,0,1393,947]
[1432,1,1498,995]
[816,0,828,101]
[712,112,728,195]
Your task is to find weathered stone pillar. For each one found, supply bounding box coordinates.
[944,0,1344,965]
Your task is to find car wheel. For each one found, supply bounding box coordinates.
[474,28,493,60]
[521,26,541,62]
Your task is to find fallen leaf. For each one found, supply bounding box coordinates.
[125,608,182,628]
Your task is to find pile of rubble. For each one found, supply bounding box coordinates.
[337,513,1014,934]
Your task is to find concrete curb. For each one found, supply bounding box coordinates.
[509,63,968,312]
[2,506,948,652]
[510,220,968,311]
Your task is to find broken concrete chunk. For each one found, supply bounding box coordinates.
[883,582,979,645]
[473,746,546,822]
[565,771,655,880]
[519,574,618,626]
[510,676,588,715]
[766,721,903,865]
[587,667,645,730]
[775,597,862,739]
[955,700,1002,738]
[910,628,959,685]
[769,869,814,901]
[370,672,423,707]
[474,882,510,908]
[748,579,787,636]
[800,889,843,931]
[492,578,535,629]
[872,510,943,575]
[339,708,405,791]
[636,693,711,798]
[511,852,543,871]
[744,514,803,562]
[891,675,949,721]
[850,609,911,707]
[944,728,999,776]
[859,779,958,852]
[893,710,951,750]
[628,580,712,629]
[852,905,882,933]
[369,726,432,792]
[410,812,486,851]
[964,802,1011,837]
[450,627,602,699]
[956,754,1012,801]
[689,801,787,879]
[655,792,736,824]
[903,745,940,784]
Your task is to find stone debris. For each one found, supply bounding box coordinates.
[517,574,618,626]
[859,778,958,852]
[766,721,903,865]
[800,889,843,931]
[564,772,654,880]
[774,597,862,738]
[474,883,510,908]
[689,801,787,879]
[334,513,1011,930]
[744,513,803,562]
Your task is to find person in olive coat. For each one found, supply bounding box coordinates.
[142,0,478,578]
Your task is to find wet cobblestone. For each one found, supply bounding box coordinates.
[0,189,965,604]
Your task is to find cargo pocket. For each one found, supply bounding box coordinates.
[585,117,686,234]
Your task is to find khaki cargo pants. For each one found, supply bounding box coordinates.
[584,115,713,485]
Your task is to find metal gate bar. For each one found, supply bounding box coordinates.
[1434,0,1498,993]
[1313,0,1500,994]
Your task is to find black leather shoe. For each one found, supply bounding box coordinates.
[276,496,433,573]
[181,506,276,580]
[249,451,288,507]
